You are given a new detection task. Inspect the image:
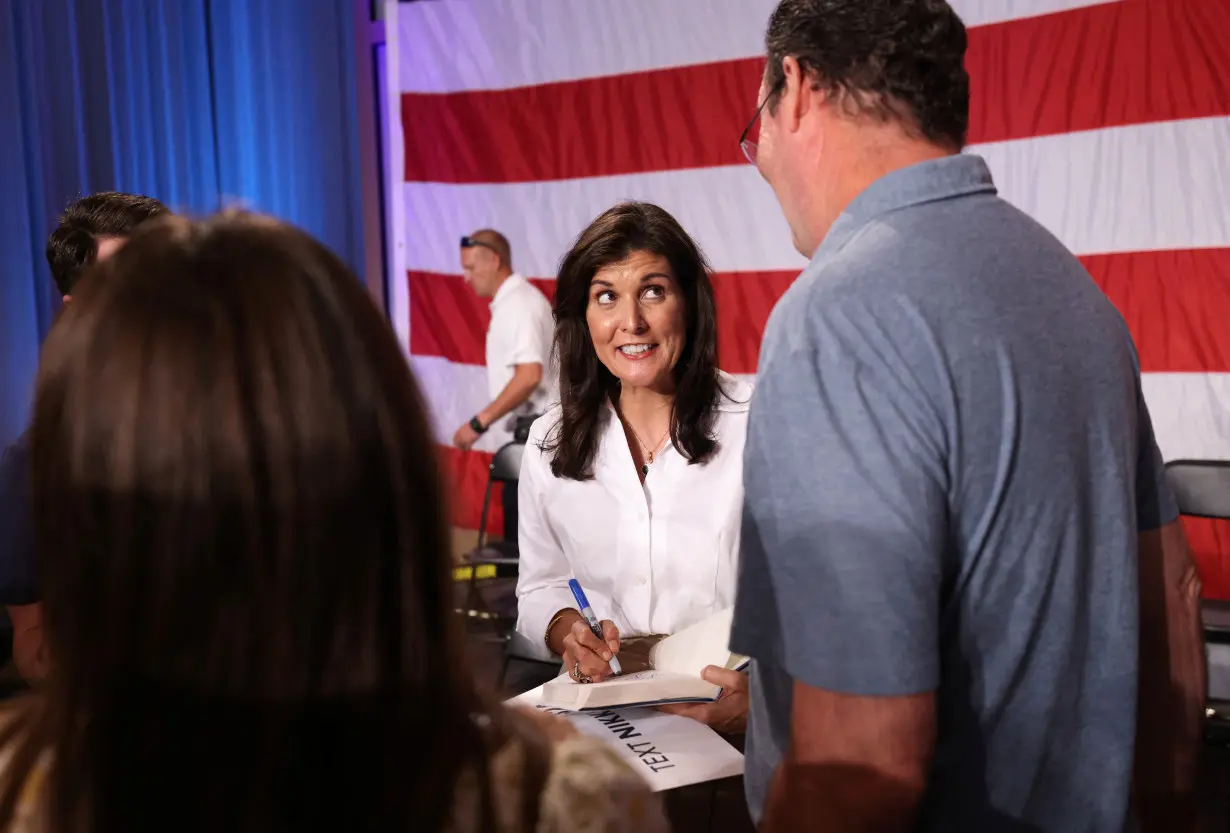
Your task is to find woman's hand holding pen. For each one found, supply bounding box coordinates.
[555,580,623,684]
[555,611,621,683]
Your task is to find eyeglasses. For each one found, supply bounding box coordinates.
[739,79,785,166]
[460,235,497,253]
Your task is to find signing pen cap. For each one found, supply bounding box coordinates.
[568,579,590,611]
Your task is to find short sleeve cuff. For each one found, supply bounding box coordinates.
[505,352,545,369]
[1139,485,1180,532]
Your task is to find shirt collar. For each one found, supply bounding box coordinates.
[490,272,526,307]
[814,153,997,263]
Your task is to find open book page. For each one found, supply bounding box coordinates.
[647,607,739,676]
[608,635,661,675]
[725,652,750,671]
[541,669,720,710]
[619,632,748,676]
[508,686,744,791]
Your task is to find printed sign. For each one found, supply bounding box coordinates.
[514,685,744,791]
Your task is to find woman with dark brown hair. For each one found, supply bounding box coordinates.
[0,213,666,833]
[515,202,752,732]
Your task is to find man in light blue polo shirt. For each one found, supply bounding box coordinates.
[730,2,1206,832]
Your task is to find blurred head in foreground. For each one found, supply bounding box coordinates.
[2,212,501,832]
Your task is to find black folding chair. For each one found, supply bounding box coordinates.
[456,442,525,638]
[1169,460,1230,524]
[498,630,563,692]
[474,441,525,557]
[1165,460,1230,744]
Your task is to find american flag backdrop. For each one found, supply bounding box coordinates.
[386,0,1230,596]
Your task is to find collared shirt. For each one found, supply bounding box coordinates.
[731,154,1175,832]
[515,372,753,660]
[486,273,556,420]
[0,436,37,605]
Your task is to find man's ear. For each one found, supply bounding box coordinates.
[780,55,814,133]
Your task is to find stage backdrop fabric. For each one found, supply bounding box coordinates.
[389,0,1230,596]
[0,0,364,447]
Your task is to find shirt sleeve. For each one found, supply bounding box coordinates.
[515,427,577,661]
[501,297,551,368]
[0,442,39,606]
[1133,376,1179,531]
[731,291,949,696]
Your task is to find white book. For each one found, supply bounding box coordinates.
[540,607,748,710]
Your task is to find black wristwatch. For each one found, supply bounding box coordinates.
[469,416,487,434]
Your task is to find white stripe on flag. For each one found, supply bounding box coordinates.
[978,116,1230,257]
[403,165,806,276]
[398,0,1121,94]
[403,117,1230,277]
[409,355,509,454]
[1142,373,1230,463]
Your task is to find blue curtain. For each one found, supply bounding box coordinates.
[0,0,364,446]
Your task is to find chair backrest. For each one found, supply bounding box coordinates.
[1165,459,1230,520]
[490,441,525,483]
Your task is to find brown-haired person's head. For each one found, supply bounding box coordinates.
[3,213,503,832]
[546,202,726,480]
[44,191,170,299]
[748,0,969,256]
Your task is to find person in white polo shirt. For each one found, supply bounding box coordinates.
[454,230,556,536]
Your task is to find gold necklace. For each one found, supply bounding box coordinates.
[625,421,670,475]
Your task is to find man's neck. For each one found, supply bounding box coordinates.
[803,133,953,257]
[488,270,514,299]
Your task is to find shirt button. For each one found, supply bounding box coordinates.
[637,513,646,522]
[636,575,648,586]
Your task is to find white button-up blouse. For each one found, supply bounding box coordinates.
[514,372,753,660]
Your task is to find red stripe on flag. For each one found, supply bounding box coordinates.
[410,248,1230,375]
[409,272,555,365]
[713,270,797,375]
[403,57,760,183]
[402,0,1230,183]
[1085,248,1230,374]
[967,0,1230,145]
[439,445,504,535]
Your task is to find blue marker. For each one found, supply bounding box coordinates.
[568,578,622,675]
